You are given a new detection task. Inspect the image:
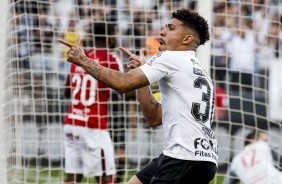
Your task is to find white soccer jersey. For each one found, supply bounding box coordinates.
[139,51,218,165]
[229,141,282,184]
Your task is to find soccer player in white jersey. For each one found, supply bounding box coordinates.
[223,130,282,184]
[58,9,218,184]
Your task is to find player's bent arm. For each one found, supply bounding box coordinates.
[138,87,162,127]
[81,57,150,93]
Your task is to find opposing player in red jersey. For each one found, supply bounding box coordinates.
[214,85,228,120]
[64,22,121,184]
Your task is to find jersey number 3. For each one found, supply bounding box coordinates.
[191,77,212,123]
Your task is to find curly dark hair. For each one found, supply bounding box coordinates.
[172,9,210,45]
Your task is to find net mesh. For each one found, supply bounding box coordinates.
[0,0,281,183]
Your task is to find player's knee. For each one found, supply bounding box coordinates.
[64,173,83,183]
[101,175,115,184]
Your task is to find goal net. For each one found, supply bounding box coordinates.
[0,0,281,183]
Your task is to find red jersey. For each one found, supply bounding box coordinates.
[214,86,228,120]
[64,49,120,129]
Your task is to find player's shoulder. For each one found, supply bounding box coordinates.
[147,50,185,64]
[151,51,167,59]
[146,51,166,65]
[154,50,193,57]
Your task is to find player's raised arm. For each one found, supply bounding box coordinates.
[58,39,149,93]
[119,47,146,70]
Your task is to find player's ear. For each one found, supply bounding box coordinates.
[183,35,193,45]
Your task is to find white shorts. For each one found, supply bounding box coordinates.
[64,124,116,177]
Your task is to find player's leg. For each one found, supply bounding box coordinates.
[101,131,117,184]
[127,175,142,184]
[127,157,159,184]
[115,145,126,183]
[179,161,217,184]
[64,173,83,184]
[95,173,115,184]
[96,174,115,184]
[82,130,116,183]
[64,125,84,183]
[95,149,116,184]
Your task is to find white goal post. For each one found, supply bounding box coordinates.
[0,0,281,184]
[269,60,282,121]
[197,0,212,74]
[0,0,9,183]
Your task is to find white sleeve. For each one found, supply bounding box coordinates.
[139,51,175,84]
[139,63,165,84]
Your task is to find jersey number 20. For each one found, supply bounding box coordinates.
[71,74,97,106]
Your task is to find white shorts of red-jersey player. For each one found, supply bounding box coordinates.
[64,124,116,177]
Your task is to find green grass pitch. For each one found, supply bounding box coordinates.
[8,168,225,183]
